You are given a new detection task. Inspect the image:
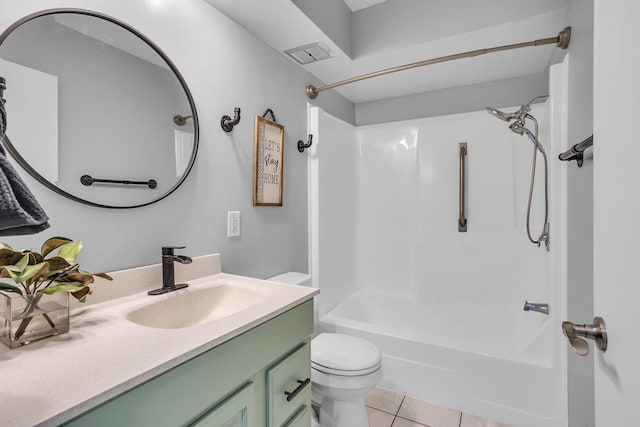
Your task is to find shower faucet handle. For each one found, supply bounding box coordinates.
[562,317,607,356]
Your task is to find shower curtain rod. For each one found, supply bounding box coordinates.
[306,27,571,99]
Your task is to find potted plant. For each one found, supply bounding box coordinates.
[0,236,112,348]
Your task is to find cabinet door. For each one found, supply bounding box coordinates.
[267,343,311,427]
[190,382,255,427]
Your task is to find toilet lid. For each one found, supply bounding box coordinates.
[311,333,381,376]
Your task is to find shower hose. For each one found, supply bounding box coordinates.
[525,117,549,249]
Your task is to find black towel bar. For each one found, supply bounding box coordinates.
[80,175,157,189]
[559,135,593,167]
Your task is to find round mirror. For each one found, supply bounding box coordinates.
[0,9,199,208]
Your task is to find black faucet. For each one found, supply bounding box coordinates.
[148,246,193,295]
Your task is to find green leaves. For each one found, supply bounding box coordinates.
[44,256,72,272]
[58,241,82,264]
[6,254,29,273]
[0,282,22,295]
[94,272,113,281]
[39,282,85,295]
[71,286,92,303]
[0,248,16,266]
[0,236,109,302]
[7,261,49,285]
[40,237,73,258]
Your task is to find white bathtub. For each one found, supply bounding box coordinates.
[319,291,564,427]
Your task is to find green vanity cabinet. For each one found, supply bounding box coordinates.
[63,300,313,427]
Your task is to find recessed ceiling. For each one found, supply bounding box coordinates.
[204,0,569,104]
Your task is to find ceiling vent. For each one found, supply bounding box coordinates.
[284,42,334,65]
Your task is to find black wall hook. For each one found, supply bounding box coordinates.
[221,107,241,132]
[298,134,313,153]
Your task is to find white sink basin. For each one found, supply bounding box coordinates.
[126,282,273,329]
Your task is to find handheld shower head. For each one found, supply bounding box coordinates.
[526,95,549,107]
[486,106,515,122]
[489,95,550,250]
[486,95,549,124]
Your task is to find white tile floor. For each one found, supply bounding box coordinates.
[364,387,512,427]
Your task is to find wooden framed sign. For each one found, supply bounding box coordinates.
[253,116,284,206]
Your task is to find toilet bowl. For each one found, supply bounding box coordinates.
[267,273,382,427]
[311,333,382,427]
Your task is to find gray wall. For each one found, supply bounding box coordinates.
[355,73,548,125]
[0,0,354,280]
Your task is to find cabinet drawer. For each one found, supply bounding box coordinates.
[283,405,310,427]
[267,343,311,427]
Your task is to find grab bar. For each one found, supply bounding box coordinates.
[458,142,467,232]
[558,134,593,167]
[80,174,157,189]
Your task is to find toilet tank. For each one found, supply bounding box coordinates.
[268,272,318,338]
[267,272,311,287]
[266,271,311,286]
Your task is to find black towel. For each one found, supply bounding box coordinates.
[0,98,5,138]
[0,99,50,236]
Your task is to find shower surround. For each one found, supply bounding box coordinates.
[307,62,569,427]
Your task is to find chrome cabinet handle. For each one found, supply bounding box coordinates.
[562,317,607,356]
[284,378,310,402]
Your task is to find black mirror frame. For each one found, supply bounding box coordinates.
[0,8,199,209]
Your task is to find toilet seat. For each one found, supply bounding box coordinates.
[311,362,383,391]
[311,333,381,376]
[312,360,381,376]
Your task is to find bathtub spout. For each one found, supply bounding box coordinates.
[523,301,549,315]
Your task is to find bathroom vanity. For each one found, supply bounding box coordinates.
[0,254,317,427]
[64,301,313,427]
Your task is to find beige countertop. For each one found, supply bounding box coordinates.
[0,254,318,426]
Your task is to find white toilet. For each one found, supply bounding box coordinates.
[268,272,382,427]
[310,332,382,427]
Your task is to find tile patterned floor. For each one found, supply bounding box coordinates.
[364,387,512,427]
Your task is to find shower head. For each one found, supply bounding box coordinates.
[526,95,549,106]
[486,95,549,123]
[486,106,519,122]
